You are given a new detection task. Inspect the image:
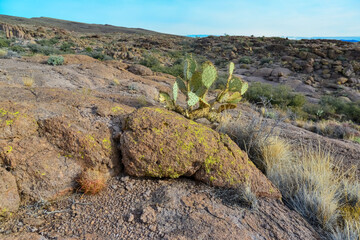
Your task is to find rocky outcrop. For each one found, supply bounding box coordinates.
[0,86,135,203]
[0,23,33,39]
[121,107,281,199]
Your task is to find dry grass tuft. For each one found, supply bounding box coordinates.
[22,76,34,87]
[77,169,107,195]
[219,114,360,238]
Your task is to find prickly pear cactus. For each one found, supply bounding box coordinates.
[158,56,248,122]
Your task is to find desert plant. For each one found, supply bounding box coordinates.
[47,55,64,66]
[77,169,107,195]
[0,49,7,58]
[22,76,34,87]
[239,56,252,64]
[0,37,10,48]
[159,55,248,122]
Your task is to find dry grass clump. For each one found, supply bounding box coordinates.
[219,114,360,238]
[22,76,34,87]
[77,169,107,195]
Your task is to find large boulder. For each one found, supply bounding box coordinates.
[120,107,281,199]
[0,168,20,216]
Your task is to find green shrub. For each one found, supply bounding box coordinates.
[60,42,75,52]
[245,82,306,109]
[87,51,112,61]
[29,44,60,55]
[85,47,93,52]
[37,38,58,46]
[10,45,26,53]
[140,53,161,68]
[239,56,252,64]
[0,37,10,48]
[47,55,64,66]
[260,57,273,65]
[304,96,360,124]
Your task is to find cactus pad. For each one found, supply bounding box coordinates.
[201,61,217,89]
[173,82,178,102]
[228,62,235,76]
[187,92,199,107]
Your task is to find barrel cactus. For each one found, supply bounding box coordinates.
[159,55,248,122]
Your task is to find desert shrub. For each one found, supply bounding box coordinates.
[28,44,60,55]
[0,49,7,58]
[140,53,161,68]
[36,38,58,46]
[245,82,306,109]
[85,47,93,52]
[60,42,75,52]
[140,52,184,77]
[239,56,252,64]
[318,96,360,124]
[87,51,112,61]
[0,37,10,48]
[47,55,64,66]
[10,45,26,53]
[260,57,273,65]
[77,169,107,195]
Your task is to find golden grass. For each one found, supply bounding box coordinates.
[219,115,360,238]
[22,76,34,87]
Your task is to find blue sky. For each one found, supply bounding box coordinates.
[1,0,359,37]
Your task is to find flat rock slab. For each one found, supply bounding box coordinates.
[121,107,281,199]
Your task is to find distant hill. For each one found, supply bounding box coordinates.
[0,14,166,35]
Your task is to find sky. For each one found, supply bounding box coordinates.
[0,0,360,37]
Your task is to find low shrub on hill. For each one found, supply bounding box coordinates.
[0,37,10,48]
[29,44,61,55]
[47,55,64,66]
[245,82,306,109]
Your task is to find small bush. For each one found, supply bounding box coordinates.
[239,56,252,64]
[87,51,112,61]
[22,76,34,87]
[0,49,7,58]
[60,42,75,52]
[28,44,60,55]
[260,57,273,65]
[77,169,107,195]
[10,45,26,53]
[245,82,306,109]
[0,37,10,48]
[47,55,64,66]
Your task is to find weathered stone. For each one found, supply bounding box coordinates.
[128,64,153,76]
[121,107,281,199]
[0,168,20,216]
[337,77,348,85]
[253,68,273,77]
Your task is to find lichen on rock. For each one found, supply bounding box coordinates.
[120,107,281,198]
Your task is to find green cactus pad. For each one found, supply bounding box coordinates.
[228,62,235,76]
[187,92,199,107]
[173,82,178,102]
[218,91,230,103]
[225,92,243,104]
[229,76,248,95]
[201,61,217,89]
[176,77,187,95]
[189,71,203,93]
